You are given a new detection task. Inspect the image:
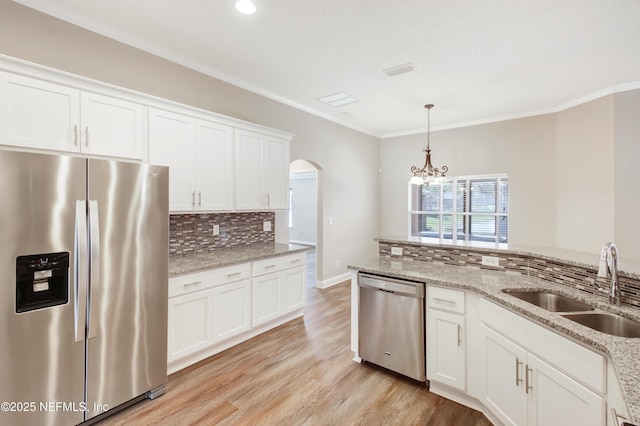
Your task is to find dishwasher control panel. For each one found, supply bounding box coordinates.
[359,273,424,297]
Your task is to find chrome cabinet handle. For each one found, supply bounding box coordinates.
[291,258,302,263]
[264,264,277,269]
[266,193,270,206]
[73,125,79,146]
[192,191,196,207]
[515,358,523,387]
[457,324,462,346]
[227,272,242,278]
[433,297,456,304]
[198,191,202,207]
[183,281,202,288]
[85,126,89,148]
[525,365,533,393]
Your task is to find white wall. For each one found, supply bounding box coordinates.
[381,92,640,258]
[556,96,615,252]
[614,90,640,257]
[289,172,317,245]
[380,114,557,248]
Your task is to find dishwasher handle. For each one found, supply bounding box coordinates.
[358,273,425,298]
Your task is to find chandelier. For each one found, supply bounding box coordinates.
[410,104,448,184]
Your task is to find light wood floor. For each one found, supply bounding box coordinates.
[100,280,491,426]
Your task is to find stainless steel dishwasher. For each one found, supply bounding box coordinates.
[358,272,426,382]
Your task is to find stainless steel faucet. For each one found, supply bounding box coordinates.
[597,242,621,306]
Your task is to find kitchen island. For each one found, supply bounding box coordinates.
[349,237,640,426]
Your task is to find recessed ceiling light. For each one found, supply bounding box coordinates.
[317,92,358,107]
[235,0,256,14]
[383,63,416,77]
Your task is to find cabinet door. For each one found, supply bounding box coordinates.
[168,289,213,363]
[480,324,528,426]
[235,130,265,210]
[0,72,79,152]
[252,273,281,326]
[148,109,195,211]
[80,92,145,159]
[281,266,305,313]
[427,309,466,391]
[196,120,234,211]
[263,136,289,209]
[527,354,605,426]
[212,279,251,342]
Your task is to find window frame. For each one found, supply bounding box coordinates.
[408,173,509,244]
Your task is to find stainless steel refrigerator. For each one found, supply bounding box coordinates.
[0,150,169,426]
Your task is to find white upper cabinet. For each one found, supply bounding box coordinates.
[264,136,290,209]
[148,108,195,212]
[0,58,293,207]
[196,120,235,211]
[0,72,79,152]
[80,92,145,159]
[236,129,290,210]
[148,108,235,212]
[0,72,144,159]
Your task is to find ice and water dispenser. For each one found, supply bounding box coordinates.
[16,252,69,313]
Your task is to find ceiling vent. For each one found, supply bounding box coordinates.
[383,63,416,77]
[317,91,358,107]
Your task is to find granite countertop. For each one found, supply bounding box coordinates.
[169,243,310,276]
[348,256,640,424]
[377,236,640,279]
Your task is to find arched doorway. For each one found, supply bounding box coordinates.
[289,159,322,288]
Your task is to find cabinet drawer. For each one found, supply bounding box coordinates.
[169,263,250,298]
[428,286,465,314]
[252,253,306,277]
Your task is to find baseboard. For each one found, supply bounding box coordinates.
[316,272,351,289]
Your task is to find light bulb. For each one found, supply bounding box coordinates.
[235,0,256,14]
[410,175,424,185]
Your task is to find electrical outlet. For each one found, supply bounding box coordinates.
[263,221,272,232]
[391,247,403,256]
[482,256,500,267]
[212,224,219,236]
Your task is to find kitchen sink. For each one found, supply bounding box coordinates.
[561,313,640,338]
[502,290,594,312]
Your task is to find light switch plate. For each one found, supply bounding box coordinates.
[212,224,219,236]
[263,221,272,232]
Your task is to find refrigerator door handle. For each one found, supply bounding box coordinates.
[88,200,100,339]
[75,201,88,343]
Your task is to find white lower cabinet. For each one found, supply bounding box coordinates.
[212,279,251,342]
[168,289,214,363]
[168,252,306,373]
[481,324,531,426]
[479,301,606,426]
[527,353,604,426]
[252,253,306,327]
[427,286,466,391]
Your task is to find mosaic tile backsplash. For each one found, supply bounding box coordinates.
[170,212,275,257]
[379,241,640,308]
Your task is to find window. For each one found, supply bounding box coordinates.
[409,174,508,243]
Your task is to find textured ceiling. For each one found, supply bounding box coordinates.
[14,0,640,137]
